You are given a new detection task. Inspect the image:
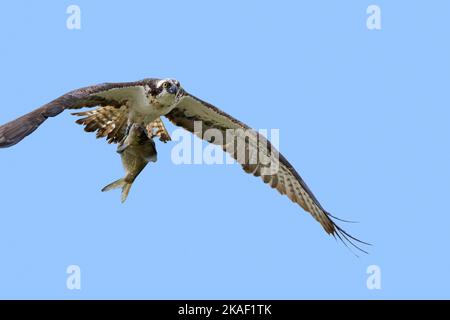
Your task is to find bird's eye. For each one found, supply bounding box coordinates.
[162,82,170,88]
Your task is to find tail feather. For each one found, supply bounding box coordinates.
[101,178,133,203]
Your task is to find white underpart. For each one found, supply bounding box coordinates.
[92,85,160,124]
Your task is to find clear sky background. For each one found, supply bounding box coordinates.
[0,1,449,299]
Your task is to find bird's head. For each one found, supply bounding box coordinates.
[154,78,184,106]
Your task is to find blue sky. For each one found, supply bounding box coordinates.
[0,1,449,299]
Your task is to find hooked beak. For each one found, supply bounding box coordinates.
[168,85,178,94]
[174,87,185,102]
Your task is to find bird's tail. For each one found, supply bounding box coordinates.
[101,178,133,203]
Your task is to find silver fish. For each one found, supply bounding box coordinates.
[101,124,157,203]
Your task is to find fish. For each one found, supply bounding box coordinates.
[101,123,157,203]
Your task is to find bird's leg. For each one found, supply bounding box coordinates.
[116,139,128,154]
[117,122,134,154]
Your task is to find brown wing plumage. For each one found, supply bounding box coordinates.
[72,106,170,144]
[146,118,171,143]
[72,105,129,144]
[166,92,368,253]
[0,81,145,148]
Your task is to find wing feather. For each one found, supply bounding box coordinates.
[72,105,129,144]
[146,118,171,143]
[0,81,147,148]
[166,92,368,252]
[73,107,170,145]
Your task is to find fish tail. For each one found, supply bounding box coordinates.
[121,183,132,203]
[101,178,133,203]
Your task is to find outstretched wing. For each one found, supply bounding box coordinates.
[0,81,148,148]
[166,92,368,252]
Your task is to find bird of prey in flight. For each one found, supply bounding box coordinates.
[0,78,368,252]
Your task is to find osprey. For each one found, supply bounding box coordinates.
[0,78,367,252]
